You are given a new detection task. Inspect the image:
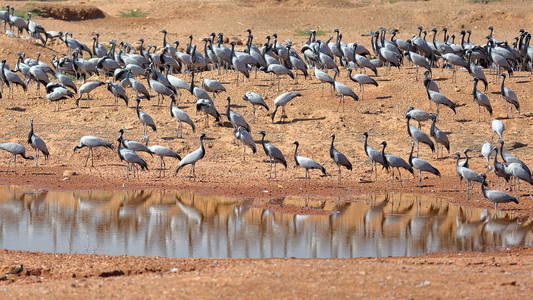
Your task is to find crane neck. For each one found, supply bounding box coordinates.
[500,76,505,94]
[406,118,412,137]
[293,144,299,165]
[381,143,389,169]
[27,121,34,144]
[135,101,141,118]
[499,142,506,163]
[408,144,414,166]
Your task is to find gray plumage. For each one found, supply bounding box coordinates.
[135,98,156,134]
[170,99,195,137]
[27,119,49,166]
[75,81,105,106]
[491,119,505,140]
[234,127,256,157]
[72,136,113,167]
[118,129,153,156]
[429,114,450,155]
[426,88,457,114]
[480,174,519,209]
[243,92,269,118]
[293,141,326,178]
[409,143,440,185]
[0,142,34,165]
[258,130,287,177]
[226,97,250,131]
[472,79,493,117]
[406,116,435,152]
[500,74,520,112]
[175,133,206,178]
[330,134,352,182]
[271,91,302,123]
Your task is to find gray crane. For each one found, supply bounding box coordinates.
[330,134,352,183]
[405,107,432,129]
[500,74,520,117]
[54,71,77,93]
[229,41,249,85]
[117,140,148,178]
[46,83,74,111]
[293,141,326,179]
[266,64,294,91]
[147,145,181,177]
[0,143,34,166]
[135,98,157,137]
[170,98,195,138]
[381,141,414,183]
[106,81,128,106]
[333,73,359,112]
[454,153,486,194]
[313,67,335,92]
[1,59,27,98]
[348,69,378,100]
[472,78,493,120]
[175,133,207,179]
[202,78,226,99]
[442,53,468,82]
[480,174,519,209]
[128,78,151,100]
[426,86,457,115]
[363,132,389,180]
[234,127,256,160]
[118,129,153,156]
[196,98,220,127]
[408,142,440,186]
[481,142,494,170]
[75,81,105,107]
[72,136,113,167]
[226,97,250,131]
[406,116,435,154]
[27,119,49,167]
[491,147,512,185]
[271,91,302,123]
[242,92,269,121]
[258,130,287,178]
[429,114,449,159]
[423,71,439,93]
[408,51,431,80]
[491,118,505,140]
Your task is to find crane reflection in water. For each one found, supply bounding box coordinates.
[0,185,531,258]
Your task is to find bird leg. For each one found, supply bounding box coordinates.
[337,166,341,184]
[84,149,90,167]
[418,169,422,186]
[90,148,95,167]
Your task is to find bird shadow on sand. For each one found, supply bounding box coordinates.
[375,96,392,100]
[490,91,502,95]
[508,141,527,150]
[416,184,435,188]
[275,117,326,124]
[31,172,55,176]
[433,77,448,82]
[161,136,178,141]
[515,80,530,84]
[455,119,471,123]
[6,106,26,112]
[228,104,247,109]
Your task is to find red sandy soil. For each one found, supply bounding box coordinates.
[0,0,532,298]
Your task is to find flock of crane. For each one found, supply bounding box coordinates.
[0,5,532,210]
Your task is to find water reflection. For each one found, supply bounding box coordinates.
[0,186,531,258]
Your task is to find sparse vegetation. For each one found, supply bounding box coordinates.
[470,0,500,2]
[295,29,326,36]
[118,9,148,18]
[10,6,47,19]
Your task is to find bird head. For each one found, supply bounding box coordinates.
[463,148,471,155]
[380,141,387,147]
[226,96,231,104]
[500,74,506,78]
[497,138,504,145]
[257,130,266,136]
[330,133,336,139]
[293,141,299,146]
[118,128,125,134]
[199,133,206,139]
[480,173,487,181]
[160,29,167,34]
[453,152,461,158]
[362,132,368,137]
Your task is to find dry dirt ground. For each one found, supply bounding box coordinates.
[0,0,532,298]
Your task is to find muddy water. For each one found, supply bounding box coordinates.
[0,185,530,258]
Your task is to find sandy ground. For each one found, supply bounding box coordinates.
[0,0,532,297]
[0,248,532,299]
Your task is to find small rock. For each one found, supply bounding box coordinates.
[417,280,431,287]
[168,268,177,273]
[63,170,76,177]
